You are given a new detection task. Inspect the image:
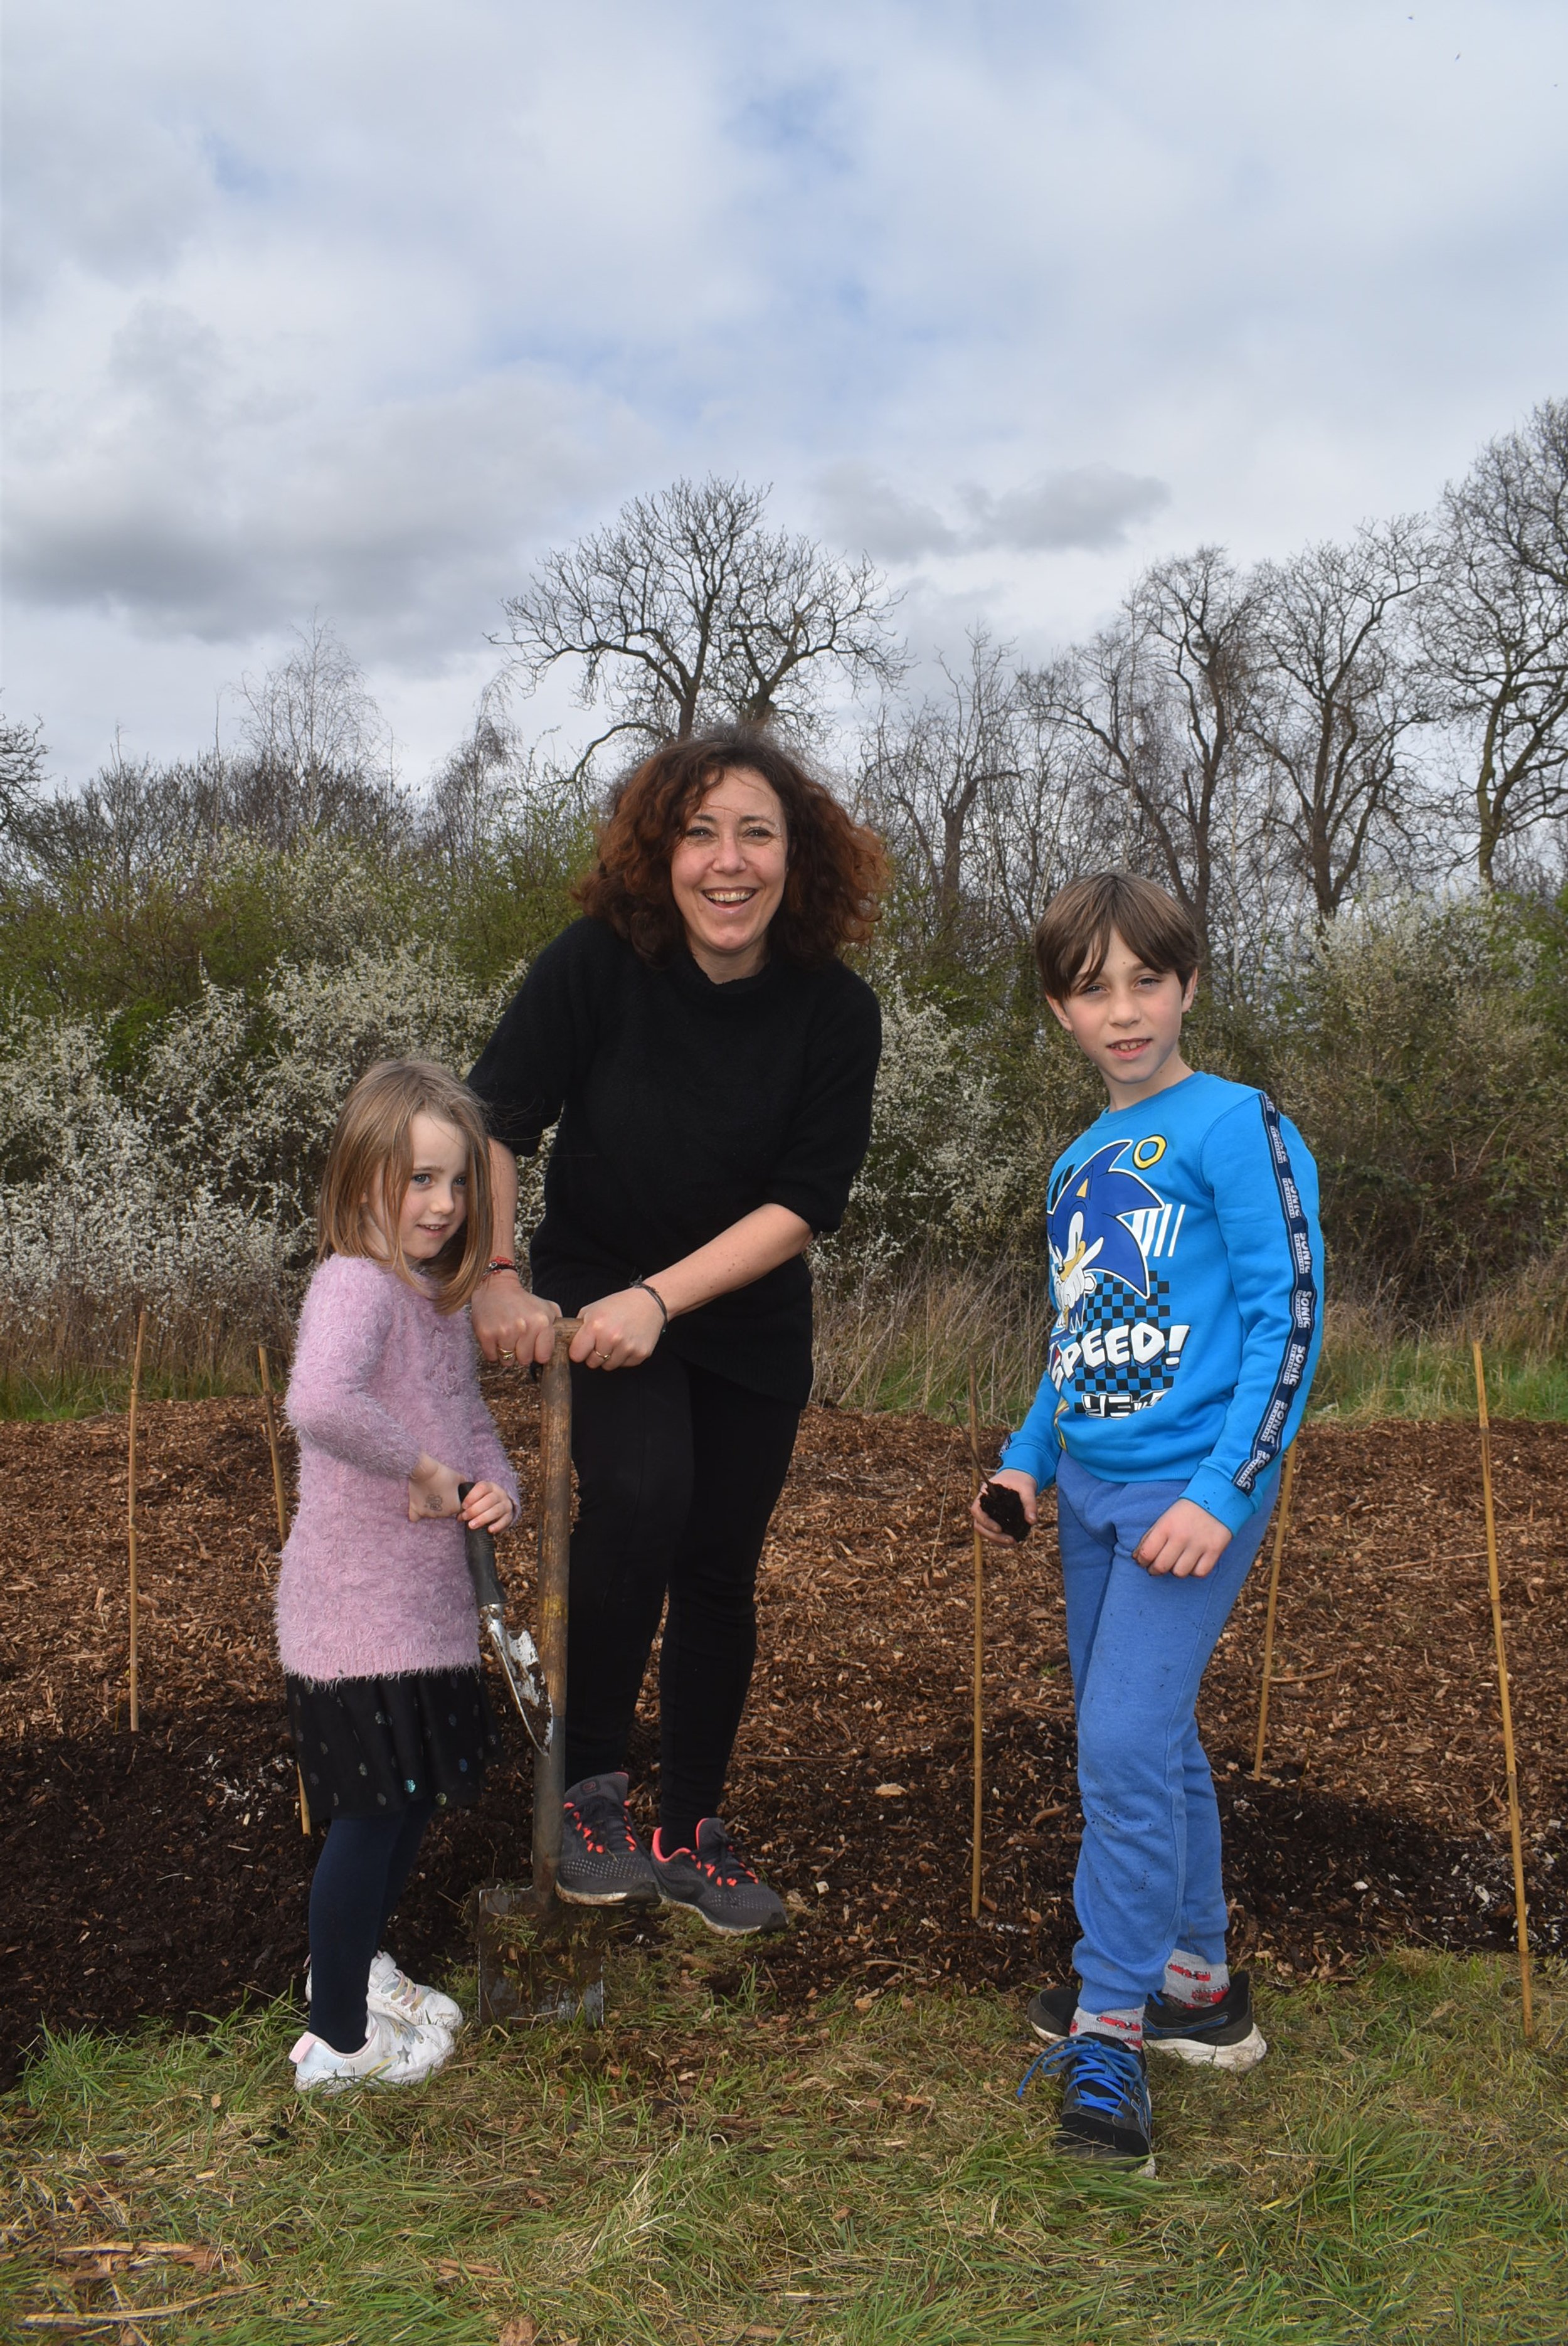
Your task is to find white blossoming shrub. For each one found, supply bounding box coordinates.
[0,1006,285,1371]
[135,943,518,1228]
[832,984,1046,1268]
[0,943,524,1377]
[0,950,1051,1383]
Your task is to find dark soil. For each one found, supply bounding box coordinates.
[3,1388,1565,2081]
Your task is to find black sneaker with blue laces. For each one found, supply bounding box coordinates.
[1018,2032,1155,2173]
[558,1771,660,1907]
[1143,1975,1266,2070]
[1027,1973,1265,2073]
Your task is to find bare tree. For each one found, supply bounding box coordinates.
[1251,519,1431,922]
[0,712,46,871]
[1420,400,1568,886]
[969,667,1111,950]
[497,476,906,764]
[420,709,517,872]
[858,631,1022,928]
[234,617,396,832]
[418,701,593,887]
[1027,548,1263,964]
[859,634,1128,969]
[9,741,230,893]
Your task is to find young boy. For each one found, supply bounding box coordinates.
[975,871,1322,2174]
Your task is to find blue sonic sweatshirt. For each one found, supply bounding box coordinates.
[1000,1072,1323,1534]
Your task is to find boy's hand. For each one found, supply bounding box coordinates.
[971,1468,1038,1546]
[407,1455,462,1522]
[458,1479,514,1535]
[1133,1499,1232,1579]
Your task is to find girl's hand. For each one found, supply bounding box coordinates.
[569,1286,667,1372]
[972,1468,1038,1546]
[459,1480,514,1535]
[407,1454,462,1522]
[472,1271,561,1367]
[1133,1499,1232,1579]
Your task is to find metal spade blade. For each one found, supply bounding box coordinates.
[458,1482,553,1753]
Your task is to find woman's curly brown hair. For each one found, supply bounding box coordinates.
[574,728,888,968]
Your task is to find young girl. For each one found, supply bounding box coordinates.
[278,1059,520,2093]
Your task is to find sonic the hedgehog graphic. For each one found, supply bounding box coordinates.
[1047,1144,1164,1333]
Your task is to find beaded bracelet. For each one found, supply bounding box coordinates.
[631,1277,669,1329]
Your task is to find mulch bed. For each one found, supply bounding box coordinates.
[3,1384,1564,2080]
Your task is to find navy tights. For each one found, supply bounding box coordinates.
[307,1802,433,2054]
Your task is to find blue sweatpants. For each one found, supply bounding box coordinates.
[1056,1454,1278,2015]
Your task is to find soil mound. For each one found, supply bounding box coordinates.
[4,1391,1563,2078]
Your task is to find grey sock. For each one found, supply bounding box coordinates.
[1163,1949,1229,2007]
[1071,2002,1144,2052]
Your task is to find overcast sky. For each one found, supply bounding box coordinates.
[6,0,1568,787]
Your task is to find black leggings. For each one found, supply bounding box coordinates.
[308,1803,433,2054]
[564,1350,800,1847]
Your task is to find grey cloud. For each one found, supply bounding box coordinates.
[817,460,1169,561]
[815,462,960,559]
[11,0,1568,786]
[2,70,218,310]
[109,301,226,402]
[960,464,1170,551]
[4,322,649,656]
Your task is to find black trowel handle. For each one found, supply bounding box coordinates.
[457,1480,506,1610]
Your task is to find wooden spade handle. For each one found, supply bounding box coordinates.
[532,1319,579,1901]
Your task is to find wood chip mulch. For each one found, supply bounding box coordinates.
[2,1384,1564,2079]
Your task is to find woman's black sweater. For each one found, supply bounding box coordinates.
[467,916,881,1404]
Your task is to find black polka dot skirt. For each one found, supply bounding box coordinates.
[285,1667,500,1819]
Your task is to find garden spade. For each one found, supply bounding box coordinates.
[457,1481,551,1754]
[470,1318,608,2026]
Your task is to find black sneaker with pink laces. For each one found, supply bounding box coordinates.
[558,1771,660,1907]
[650,1818,788,1935]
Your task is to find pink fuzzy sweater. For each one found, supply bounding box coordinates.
[275,1254,521,1683]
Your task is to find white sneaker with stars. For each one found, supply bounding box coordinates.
[290,2009,452,2094]
[303,1951,464,2036]
[368,1950,464,2034]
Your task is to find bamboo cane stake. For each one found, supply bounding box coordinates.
[1250,1443,1299,1781]
[257,1344,289,1549]
[126,1308,147,1734]
[967,1362,985,1924]
[1473,1340,1534,2043]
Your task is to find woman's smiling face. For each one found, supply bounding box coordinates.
[668,767,789,980]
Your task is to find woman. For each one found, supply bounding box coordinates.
[469,728,884,1933]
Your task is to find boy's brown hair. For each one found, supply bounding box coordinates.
[316,1059,494,1313]
[1034,871,1202,1002]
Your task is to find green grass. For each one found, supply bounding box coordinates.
[4,1945,1564,2344]
[0,1364,263,1423]
[1306,1335,1568,1426]
[811,1255,1568,1429]
[6,1308,1568,1429]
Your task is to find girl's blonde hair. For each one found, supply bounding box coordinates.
[317,1059,495,1313]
